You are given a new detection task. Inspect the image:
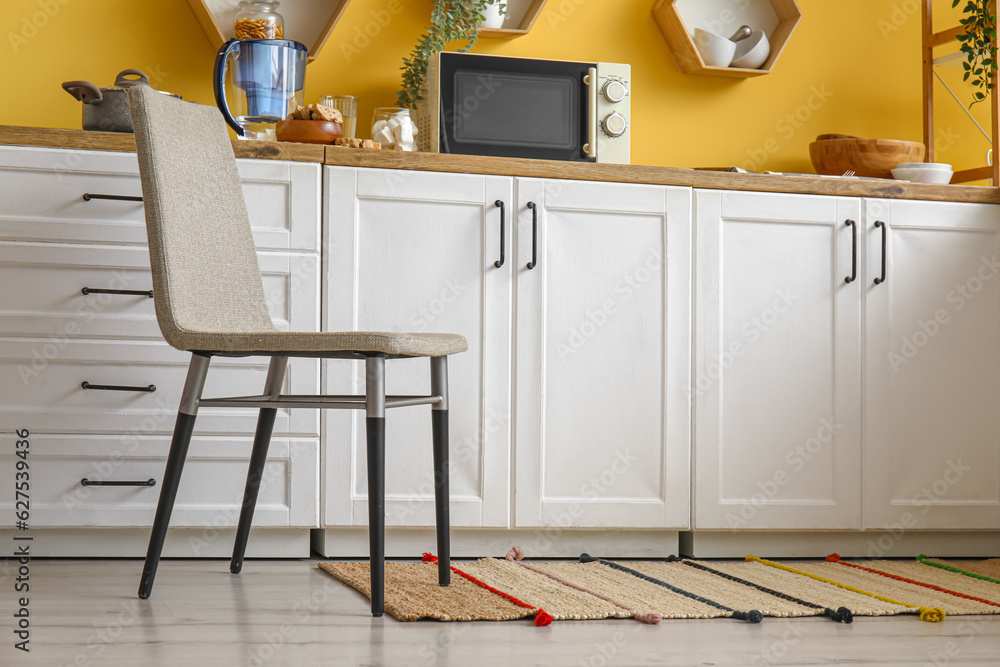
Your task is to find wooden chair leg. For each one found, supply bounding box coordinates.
[366,356,386,617]
[231,357,287,574]
[430,356,451,586]
[139,354,210,599]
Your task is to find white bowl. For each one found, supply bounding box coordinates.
[694,29,736,67]
[891,167,954,184]
[730,29,770,69]
[894,162,952,171]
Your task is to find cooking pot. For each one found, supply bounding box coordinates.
[62,69,181,133]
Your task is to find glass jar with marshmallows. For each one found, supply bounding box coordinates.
[371,107,418,151]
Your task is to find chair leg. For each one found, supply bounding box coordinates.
[231,356,287,575]
[366,356,386,617]
[139,354,211,599]
[430,356,451,587]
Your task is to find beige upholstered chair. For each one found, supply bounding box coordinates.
[128,86,466,616]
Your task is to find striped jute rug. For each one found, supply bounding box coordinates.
[318,555,1000,624]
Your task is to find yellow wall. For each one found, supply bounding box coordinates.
[0,0,993,176]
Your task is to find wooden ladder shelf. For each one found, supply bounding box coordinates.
[922,0,1000,184]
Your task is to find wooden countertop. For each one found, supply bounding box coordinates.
[3,124,998,204]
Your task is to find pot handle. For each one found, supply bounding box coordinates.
[113,69,150,88]
[62,80,102,104]
[213,39,246,136]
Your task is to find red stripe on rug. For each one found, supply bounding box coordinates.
[825,553,1000,609]
[422,553,553,626]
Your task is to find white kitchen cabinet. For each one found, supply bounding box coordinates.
[323,167,513,529]
[694,190,863,530]
[0,145,321,537]
[514,179,692,529]
[864,198,1000,530]
[322,169,692,532]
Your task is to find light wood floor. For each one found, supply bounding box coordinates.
[6,558,1000,666]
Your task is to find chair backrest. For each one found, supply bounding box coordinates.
[128,86,274,349]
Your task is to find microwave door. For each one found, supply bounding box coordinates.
[439,54,594,162]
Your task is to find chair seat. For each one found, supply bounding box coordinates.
[170,329,468,358]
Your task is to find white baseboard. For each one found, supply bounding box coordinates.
[680,531,1000,559]
[11,528,995,560]
[312,528,681,559]
[0,529,312,558]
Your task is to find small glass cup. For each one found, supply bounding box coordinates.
[318,94,358,139]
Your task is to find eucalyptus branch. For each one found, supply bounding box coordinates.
[397,0,508,109]
[954,0,998,107]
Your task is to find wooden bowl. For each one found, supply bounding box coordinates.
[275,119,344,144]
[809,138,926,178]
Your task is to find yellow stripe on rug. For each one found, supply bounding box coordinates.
[747,556,955,621]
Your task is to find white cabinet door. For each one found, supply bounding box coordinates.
[514,179,691,529]
[694,190,863,530]
[864,199,1000,530]
[323,167,513,528]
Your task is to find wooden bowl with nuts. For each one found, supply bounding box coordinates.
[275,104,345,145]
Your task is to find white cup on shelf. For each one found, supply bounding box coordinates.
[694,28,736,67]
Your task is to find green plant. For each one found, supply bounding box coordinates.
[954,0,998,107]
[397,0,507,109]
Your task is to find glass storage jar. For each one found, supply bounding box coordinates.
[235,1,284,40]
[371,107,418,151]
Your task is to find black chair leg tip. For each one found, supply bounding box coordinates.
[137,591,149,600]
[372,612,383,617]
[230,561,243,574]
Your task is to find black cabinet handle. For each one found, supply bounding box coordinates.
[81,478,156,487]
[844,219,857,284]
[494,200,505,268]
[82,193,143,202]
[874,221,888,285]
[526,201,538,270]
[82,287,154,298]
[82,381,156,393]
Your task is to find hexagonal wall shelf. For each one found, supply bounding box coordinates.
[479,0,549,39]
[187,0,352,62]
[652,0,802,77]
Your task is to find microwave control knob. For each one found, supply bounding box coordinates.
[602,112,627,138]
[602,79,628,103]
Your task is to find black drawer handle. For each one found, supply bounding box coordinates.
[82,381,156,393]
[81,478,156,487]
[82,193,143,202]
[494,200,505,269]
[874,221,888,285]
[82,287,154,298]
[844,219,857,284]
[526,201,538,270]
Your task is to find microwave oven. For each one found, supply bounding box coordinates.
[416,52,630,164]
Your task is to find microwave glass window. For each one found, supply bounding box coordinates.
[452,71,577,149]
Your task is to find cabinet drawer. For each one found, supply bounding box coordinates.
[0,434,319,528]
[0,146,320,252]
[0,242,319,339]
[0,339,319,436]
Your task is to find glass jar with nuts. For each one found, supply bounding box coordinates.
[234,0,284,40]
